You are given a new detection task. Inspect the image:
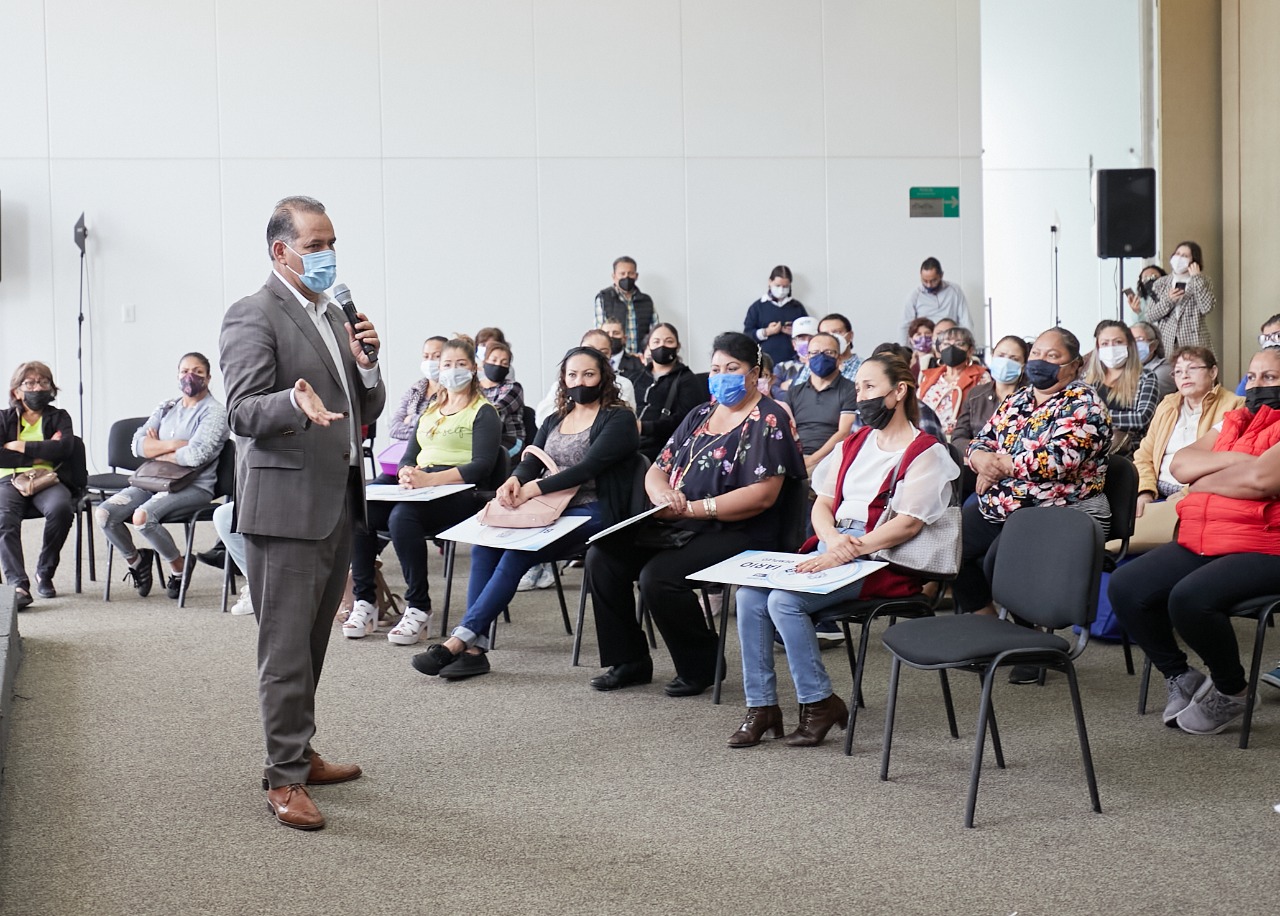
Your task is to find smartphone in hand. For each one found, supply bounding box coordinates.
[1122,287,1134,299]
[1175,281,1187,291]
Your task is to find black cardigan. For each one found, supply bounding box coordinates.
[635,364,708,461]
[515,406,640,526]
[0,406,74,468]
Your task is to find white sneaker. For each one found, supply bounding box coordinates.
[342,600,377,639]
[230,585,255,616]
[534,564,556,589]
[516,564,544,592]
[387,607,431,646]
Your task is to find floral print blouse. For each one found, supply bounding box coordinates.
[966,382,1112,522]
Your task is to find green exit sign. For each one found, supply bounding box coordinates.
[909,186,959,218]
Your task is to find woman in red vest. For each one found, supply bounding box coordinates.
[728,353,958,748]
[1109,348,1280,736]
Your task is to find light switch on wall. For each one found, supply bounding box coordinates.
[122,304,135,323]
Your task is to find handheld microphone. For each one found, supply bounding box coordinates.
[332,283,377,363]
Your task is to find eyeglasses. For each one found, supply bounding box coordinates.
[1172,366,1209,379]
[19,380,51,391]
[809,349,840,359]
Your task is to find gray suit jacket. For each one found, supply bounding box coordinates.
[219,273,386,540]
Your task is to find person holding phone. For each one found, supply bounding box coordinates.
[1148,241,1215,355]
[744,265,809,367]
[1125,264,1166,324]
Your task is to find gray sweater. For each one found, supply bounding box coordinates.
[132,396,229,494]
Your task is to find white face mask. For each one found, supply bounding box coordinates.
[834,332,852,354]
[770,285,790,301]
[421,359,440,381]
[1170,255,1191,274]
[476,345,487,363]
[1098,345,1128,369]
[438,367,473,391]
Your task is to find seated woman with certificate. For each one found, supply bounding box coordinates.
[730,352,958,749]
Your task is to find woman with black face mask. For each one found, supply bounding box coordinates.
[477,340,526,455]
[728,353,958,748]
[636,323,706,461]
[917,325,988,436]
[1108,348,1280,737]
[0,361,78,609]
[959,328,1113,630]
[412,346,639,681]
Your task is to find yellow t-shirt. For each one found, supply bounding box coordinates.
[415,396,493,469]
[0,416,54,478]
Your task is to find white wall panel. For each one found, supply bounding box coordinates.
[682,0,826,158]
[215,0,382,159]
[532,0,684,158]
[44,0,219,159]
[0,5,50,158]
[380,0,537,158]
[0,162,58,374]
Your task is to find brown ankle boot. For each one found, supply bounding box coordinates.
[728,705,784,748]
[783,694,849,747]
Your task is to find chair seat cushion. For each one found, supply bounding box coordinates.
[882,614,1071,668]
[85,473,131,492]
[1231,595,1280,617]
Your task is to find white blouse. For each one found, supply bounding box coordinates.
[1158,400,1202,489]
[812,429,958,526]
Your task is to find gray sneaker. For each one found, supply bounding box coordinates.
[1163,669,1209,726]
[1176,686,1249,735]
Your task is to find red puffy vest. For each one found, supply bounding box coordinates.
[1176,405,1280,556]
[800,426,941,598]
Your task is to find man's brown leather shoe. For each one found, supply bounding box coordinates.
[260,754,363,790]
[265,784,325,830]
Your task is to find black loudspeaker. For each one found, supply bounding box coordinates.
[1096,168,1156,258]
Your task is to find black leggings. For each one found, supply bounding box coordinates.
[1108,542,1280,695]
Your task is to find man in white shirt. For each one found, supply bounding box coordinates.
[534,329,637,425]
[902,257,972,342]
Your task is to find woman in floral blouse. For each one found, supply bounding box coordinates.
[958,327,1112,615]
[586,332,807,698]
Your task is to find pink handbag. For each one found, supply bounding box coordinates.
[479,446,579,528]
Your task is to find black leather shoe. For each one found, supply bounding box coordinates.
[36,577,56,599]
[196,544,226,569]
[589,659,653,691]
[664,676,712,698]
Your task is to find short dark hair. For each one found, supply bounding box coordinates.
[711,332,763,368]
[647,322,681,345]
[920,257,943,274]
[612,256,637,272]
[179,352,211,374]
[872,342,914,363]
[1039,326,1083,362]
[581,329,610,349]
[818,313,852,334]
[1261,314,1280,331]
[1173,240,1204,271]
[907,317,935,338]
[425,335,448,346]
[1171,345,1217,371]
[769,265,793,282]
[266,196,326,257]
[485,340,513,361]
[991,335,1031,363]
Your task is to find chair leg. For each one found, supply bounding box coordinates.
[939,669,959,739]
[712,589,730,706]
[221,556,234,613]
[986,695,1006,770]
[1138,655,1153,715]
[571,568,590,667]
[879,657,903,781]
[439,542,455,636]
[839,620,862,707]
[488,617,499,650]
[965,666,1000,828]
[87,507,97,581]
[1240,609,1273,750]
[1121,631,1135,676]
[550,562,573,636]
[104,543,115,602]
[177,522,197,608]
[74,508,83,595]
[1064,660,1103,813]
[843,619,876,756]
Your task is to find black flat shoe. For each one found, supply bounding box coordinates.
[411,643,460,677]
[664,676,712,698]
[589,660,653,691]
[1008,664,1043,685]
[36,578,56,599]
[196,545,226,569]
[439,651,491,680]
[14,589,33,610]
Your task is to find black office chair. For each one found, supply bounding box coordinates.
[522,406,538,453]
[78,416,149,586]
[878,506,1104,828]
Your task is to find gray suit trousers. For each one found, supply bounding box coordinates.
[247,474,356,788]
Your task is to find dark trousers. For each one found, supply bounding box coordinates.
[1108,541,1280,696]
[587,528,753,682]
[0,481,74,591]
[350,487,478,610]
[954,498,1004,612]
[247,474,357,789]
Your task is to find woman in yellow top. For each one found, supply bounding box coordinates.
[345,339,502,645]
[1128,346,1244,552]
[0,361,77,609]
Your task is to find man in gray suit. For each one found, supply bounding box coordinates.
[219,196,385,830]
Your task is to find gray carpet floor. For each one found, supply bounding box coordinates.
[1,523,1278,916]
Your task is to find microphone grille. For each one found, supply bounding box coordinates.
[332,282,353,305]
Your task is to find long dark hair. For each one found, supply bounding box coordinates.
[555,346,628,417]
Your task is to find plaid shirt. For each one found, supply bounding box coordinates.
[481,380,526,450]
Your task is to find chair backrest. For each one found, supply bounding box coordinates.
[623,453,652,517]
[212,441,237,500]
[63,436,89,497]
[1102,454,1138,561]
[522,406,537,447]
[778,474,810,552]
[107,417,148,472]
[991,506,1103,634]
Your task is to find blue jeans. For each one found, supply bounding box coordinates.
[454,504,604,650]
[736,522,867,706]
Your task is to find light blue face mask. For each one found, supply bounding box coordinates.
[708,371,749,407]
[987,355,1023,384]
[286,244,337,293]
[1135,340,1151,363]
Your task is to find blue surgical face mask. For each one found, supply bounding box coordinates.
[1135,340,1152,362]
[987,355,1023,385]
[285,244,337,293]
[708,371,749,407]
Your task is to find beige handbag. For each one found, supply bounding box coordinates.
[11,468,59,498]
[479,446,578,528]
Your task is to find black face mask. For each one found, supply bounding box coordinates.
[566,384,604,405]
[22,390,55,412]
[650,346,678,366]
[939,346,968,368]
[483,364,510,384]
[609,337,625,356]
[617,277,636,293]
[1245,385,1280,414]
[856,395,894,430]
